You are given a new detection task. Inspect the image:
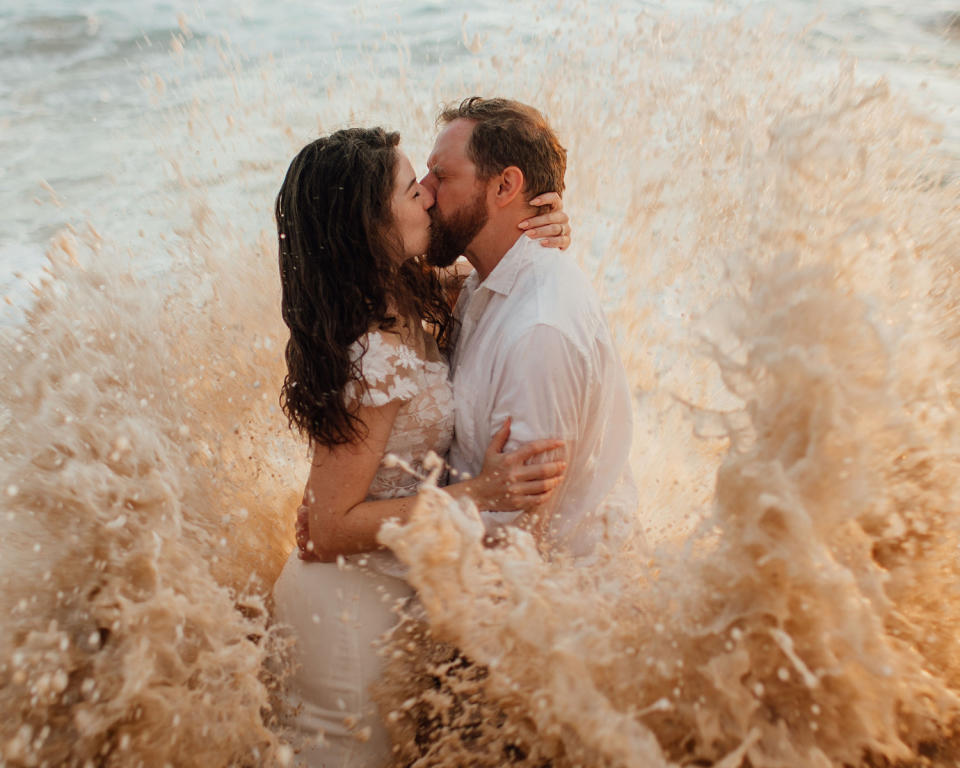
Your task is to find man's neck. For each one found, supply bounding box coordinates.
[463,224,525,282]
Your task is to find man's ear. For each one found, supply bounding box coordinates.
[493,166,524,208]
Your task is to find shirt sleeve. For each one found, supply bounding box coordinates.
[343,330,420,408]
[490,324,586,458]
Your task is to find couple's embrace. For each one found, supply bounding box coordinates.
[271,97,636,766]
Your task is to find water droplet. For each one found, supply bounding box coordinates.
[276,744,293,765]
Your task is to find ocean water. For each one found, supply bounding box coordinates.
[1,0,957,293]
[1,0,959,766]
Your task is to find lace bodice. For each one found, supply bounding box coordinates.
[345,326,454,500]
[343,326,454,577]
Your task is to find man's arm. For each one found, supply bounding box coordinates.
[489,324,586,543]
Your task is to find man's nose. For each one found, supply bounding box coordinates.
[420,185,435,208]
[419,171,438,199]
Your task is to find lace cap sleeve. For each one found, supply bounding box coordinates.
[344,330,421,408]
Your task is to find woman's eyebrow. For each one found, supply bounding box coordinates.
[405,177,417,192]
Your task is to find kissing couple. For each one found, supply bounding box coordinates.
[271,97,637,766]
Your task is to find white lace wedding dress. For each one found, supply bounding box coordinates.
[272,326,454,767]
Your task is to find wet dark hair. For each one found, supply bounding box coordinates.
[276,127,452,447]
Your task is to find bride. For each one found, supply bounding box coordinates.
[271,126,570,766]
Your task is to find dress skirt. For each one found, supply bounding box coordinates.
[272,551,413,768]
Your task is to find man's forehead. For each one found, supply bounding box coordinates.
[428,118,476,166]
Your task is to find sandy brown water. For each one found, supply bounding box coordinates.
[2,4,959,766]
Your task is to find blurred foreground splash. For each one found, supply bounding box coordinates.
[2,4,959,766]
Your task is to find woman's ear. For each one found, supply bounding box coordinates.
[494,166,525,208]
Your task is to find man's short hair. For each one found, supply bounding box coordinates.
[438,97,566,199]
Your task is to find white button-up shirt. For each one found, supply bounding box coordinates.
[448,235,637,557]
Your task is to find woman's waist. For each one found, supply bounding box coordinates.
[275,548,411,594]
[366,463,450,500]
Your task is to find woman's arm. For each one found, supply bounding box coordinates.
[299,404,567,562]
[300,398,411,561]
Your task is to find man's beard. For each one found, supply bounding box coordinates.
[425,189,488,268]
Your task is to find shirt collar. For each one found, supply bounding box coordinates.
[475,235,534,297]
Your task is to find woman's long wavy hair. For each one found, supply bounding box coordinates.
[277,127,453,447]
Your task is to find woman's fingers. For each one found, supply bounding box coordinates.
[514,460,566,481]
[509,438,565,464]
[523,223,565,241]
[511,476,564,497]
[519,216,571,250]
[508,487,558,511]
[528,191,562,210]
[295,505,319,560]
[519,209,566,230]
[519,193,570,250]
[537,235,570,250]
[485,417,512,457]
[483,474,562,511]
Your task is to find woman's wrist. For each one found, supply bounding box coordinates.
[444,477,486,508]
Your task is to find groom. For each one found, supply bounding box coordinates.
[421,97,636,556]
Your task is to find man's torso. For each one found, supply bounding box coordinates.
[448,236,637,555]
